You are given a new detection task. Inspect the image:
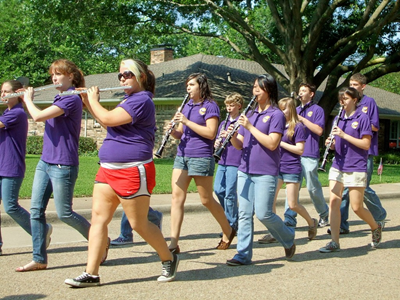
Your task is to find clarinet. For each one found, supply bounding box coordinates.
[213,95,257,162]
[318,105,344,172]
[213,113,230,162]
[155,93,190,158]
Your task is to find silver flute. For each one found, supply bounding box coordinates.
[1,84,62,100]
[59,86,132,96]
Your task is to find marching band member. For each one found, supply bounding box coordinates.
[319,87,381,253]
[65,59,178,287]
[17,59,91,272]
[226,74,296,266]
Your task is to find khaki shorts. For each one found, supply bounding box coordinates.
[328,167,367,187]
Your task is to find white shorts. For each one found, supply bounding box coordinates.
[328,167,367,187]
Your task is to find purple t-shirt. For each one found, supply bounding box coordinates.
[357,95,379,156]
[297,102,325,158]
[280,122,307,174]
[217,116,242,167]
[0,103,28,177]
[332,111,372,172]
[41,89,82,166]
[177,99,220,157]
[238,106,285,175]
[99,91,156,163]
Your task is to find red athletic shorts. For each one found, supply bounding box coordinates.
[95,161,156,199]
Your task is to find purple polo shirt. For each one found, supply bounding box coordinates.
[41,89,82,166]
[332,111,372,172]
[0,103,28,177]
[238,106,285,175]
[99,91,156,163]
[357,95,379,156]
[297,102,325,158]
[177,99,220,157]
[217,116,242,167]
[280,122,307,174]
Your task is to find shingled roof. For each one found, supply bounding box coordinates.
[33,54,400,119]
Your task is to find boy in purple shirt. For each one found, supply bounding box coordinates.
[334,73,386,235]
[319,87,382,253]
[214,92,244,233]
[284,83,329,228]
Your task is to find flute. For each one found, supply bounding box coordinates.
[213,95,257,162]
[155,93,190,158]
[1,84,62,100]
[59,86,132,96]
[318,105,344,172]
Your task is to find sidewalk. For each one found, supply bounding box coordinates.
[2,183,400,226]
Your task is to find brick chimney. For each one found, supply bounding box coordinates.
[150,45,174,64]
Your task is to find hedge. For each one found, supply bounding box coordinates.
[27,136,98,156]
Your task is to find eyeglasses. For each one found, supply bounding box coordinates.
[117,71,135,81]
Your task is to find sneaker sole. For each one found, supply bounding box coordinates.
[319,248,340,253]
[258,239,277,244]
[64,279,100,288]
[110,242,134,246]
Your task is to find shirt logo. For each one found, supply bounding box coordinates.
[362,106,368,114]
[351,121,359,129]
[307,111,313,117]
[263,116,270,123]
[199,107,207,115]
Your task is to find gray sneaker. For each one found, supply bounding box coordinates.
[258,233,277,244]
[110,237,133,246]
[157,253,179,282]
[371,223,383,248]
[319,240,340,253]
[318,216,329,227]
[65,272,100,288]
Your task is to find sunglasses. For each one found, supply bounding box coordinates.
[117,71,135,81]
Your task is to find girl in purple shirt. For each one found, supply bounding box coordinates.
[16,59,91,272]
[259,97,318,244]
[227,75,296,266]
[0,80,28,255]
[167,73,235,254]
[319,87,382,253]
[65,59,178,287]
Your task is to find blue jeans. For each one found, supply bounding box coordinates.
[30,160,90,263]
[284,156,329,227]
[233,171,295,264]
[340,155,387,230]
[0,177,30,247]
[213,165,239,231]
[119,207,162,240]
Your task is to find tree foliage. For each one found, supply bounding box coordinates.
[137,0,400,116]
[1,0,399,120]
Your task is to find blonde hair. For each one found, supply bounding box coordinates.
[224,92,244,109]
[278,97,299,140]
[120,59,155,95]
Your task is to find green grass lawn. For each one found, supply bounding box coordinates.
[18,155,400,198]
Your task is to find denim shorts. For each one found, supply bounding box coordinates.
[173,156,215,176]
[328,167,367,187]
[278,172,301,183]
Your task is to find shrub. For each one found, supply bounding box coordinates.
[27,136,43,154]
[78,137,98,156]
[26,136,98,156]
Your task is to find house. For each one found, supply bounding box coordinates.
[7,48,400,156]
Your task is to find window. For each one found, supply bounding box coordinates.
[389,120,400,149]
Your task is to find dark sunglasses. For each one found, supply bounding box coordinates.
[117,71,135,81]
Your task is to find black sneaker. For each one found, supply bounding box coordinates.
[64,272,100,288]
[157,253,179,282]
[327,228,350,235]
